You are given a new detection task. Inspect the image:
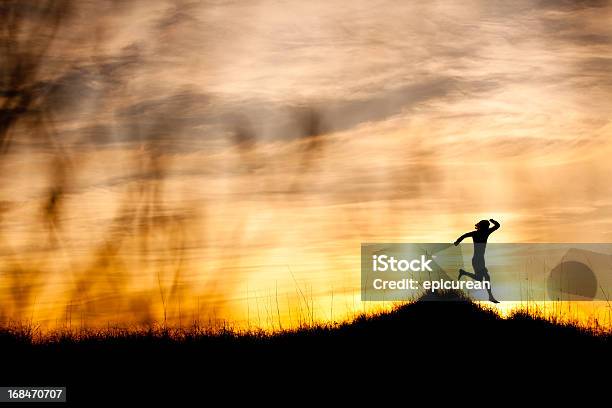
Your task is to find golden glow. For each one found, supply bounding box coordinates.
[1,1,612,332]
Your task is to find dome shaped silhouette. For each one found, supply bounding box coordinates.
[546,261,597,301]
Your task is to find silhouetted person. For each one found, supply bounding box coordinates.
[454,219,500,303]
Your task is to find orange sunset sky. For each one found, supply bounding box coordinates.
[1,0,612,330]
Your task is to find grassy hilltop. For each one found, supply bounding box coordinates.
[2,291,610,402]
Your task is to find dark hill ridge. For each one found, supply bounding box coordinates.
[1,291,610,403]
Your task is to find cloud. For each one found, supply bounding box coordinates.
[535,0,610,11]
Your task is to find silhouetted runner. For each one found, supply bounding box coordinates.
[454,219,500,303]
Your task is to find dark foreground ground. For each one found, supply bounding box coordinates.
[1,292,610,405]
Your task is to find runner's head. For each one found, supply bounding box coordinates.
[475,220,490,230]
